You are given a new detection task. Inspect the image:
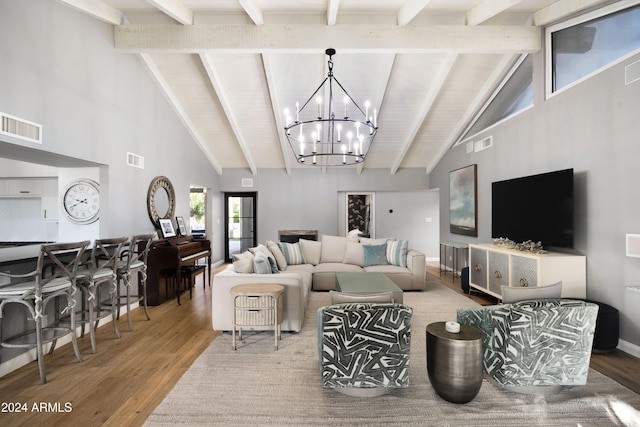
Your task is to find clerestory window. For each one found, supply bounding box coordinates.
[547,1,640,95]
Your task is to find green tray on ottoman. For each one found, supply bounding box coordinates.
[335,272,403,303]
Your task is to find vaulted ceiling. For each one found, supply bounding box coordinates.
[56,0,609,175]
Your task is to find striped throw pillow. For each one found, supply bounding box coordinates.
[386,240,408,267]
[278,242,307,265]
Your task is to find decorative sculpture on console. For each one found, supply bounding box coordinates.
[493,237,546,254]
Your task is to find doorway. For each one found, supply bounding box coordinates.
[224,192,257,262]
[189,187,206,238]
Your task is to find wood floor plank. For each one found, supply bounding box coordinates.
[0,262,637,426]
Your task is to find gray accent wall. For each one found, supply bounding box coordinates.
[217,168,438,257]
[429,48,640,352]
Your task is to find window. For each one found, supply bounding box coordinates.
[459,55,533,142]
[548,2,640,95]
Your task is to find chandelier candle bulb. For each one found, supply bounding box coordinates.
[365,100,370,120]
[317,97,322,119]
[374,109,377,127]
[337,124,342,142]
[347,131,353,153]
[295,102,299,122]
[344,96,349,118]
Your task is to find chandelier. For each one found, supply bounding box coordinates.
[284,48,378,166]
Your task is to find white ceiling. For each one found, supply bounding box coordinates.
[55,0,610,175]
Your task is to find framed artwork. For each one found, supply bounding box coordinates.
[159,218,176,238]
[449,164,478,236]
[176,216,187,236]
[346,192,374,238]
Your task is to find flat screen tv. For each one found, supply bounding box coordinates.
[491,168,574,249]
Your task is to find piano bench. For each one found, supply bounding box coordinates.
[181,265,207,299]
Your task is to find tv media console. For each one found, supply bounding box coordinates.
[468,243,586,300]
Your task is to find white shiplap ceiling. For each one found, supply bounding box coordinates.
[55,0,609,175]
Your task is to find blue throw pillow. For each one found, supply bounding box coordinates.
[363,243,389,267]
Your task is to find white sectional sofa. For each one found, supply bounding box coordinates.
[211,235,426,332]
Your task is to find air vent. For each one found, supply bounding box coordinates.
[626,59,640,85]
[241,178,254,188]
[127,152,144,169]
[466,142,474,154]
[0,112,42,143]
[474,136,493,152]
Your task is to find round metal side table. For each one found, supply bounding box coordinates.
[426,321,483,404]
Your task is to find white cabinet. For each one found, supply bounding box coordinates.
[469,243,586,299]
[41,197,59,221]
[7,179,43,196]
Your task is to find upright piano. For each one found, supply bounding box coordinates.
[145,236,211,305]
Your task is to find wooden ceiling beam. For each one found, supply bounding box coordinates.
[115,24,541,54]
[146,0,193,25]
[397,0,432,25]
[467,0,526,26]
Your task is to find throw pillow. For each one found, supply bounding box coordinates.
[232,251,254,273]
[343,241,365,267]
[253,252,272,274]
[266,240,287,270]
[278,242,307,265]
[251,244,278,272]
[299,239,322,265]
[386,240,408,267]
[501,281,562,304]
[363,243,389,267]
[320,235,348,263]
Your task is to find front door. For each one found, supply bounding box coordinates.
[224,192,257,262]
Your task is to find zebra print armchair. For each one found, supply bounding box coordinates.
[457,299,599,394]
[317,303,413,397]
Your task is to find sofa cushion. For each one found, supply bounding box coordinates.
[300,239,322,265]
[278,241,306,265]
[386,240,408,267]
[343,241,365,267]
[363,243,389,267]
[314,262,364,274]
[320,235,348,263]
[253,252,272,274]
[266,240,287,270]
[232,250,254,273]
[360,237,394,245]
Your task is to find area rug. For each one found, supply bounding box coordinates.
[145,282,640,426]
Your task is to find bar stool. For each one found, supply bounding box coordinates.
[0,241,89,384]
[114,234,154,331]
[76,237,127,353]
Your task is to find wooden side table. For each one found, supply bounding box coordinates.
[231,284,284,350]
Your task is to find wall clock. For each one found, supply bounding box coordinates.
[147,175,176,228]
[62,179,100,224]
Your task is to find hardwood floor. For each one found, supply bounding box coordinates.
[0,268,221,426]
[0,263,637,426]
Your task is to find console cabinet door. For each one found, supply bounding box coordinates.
[488,251,509,295]
[510,255,538,288]
[470,247,487,290]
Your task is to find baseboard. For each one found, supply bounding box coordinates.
[0,302,139,379]
[618,339,640,358]
[212,259,225,268]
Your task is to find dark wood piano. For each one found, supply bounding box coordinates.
[145,236,211,305]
